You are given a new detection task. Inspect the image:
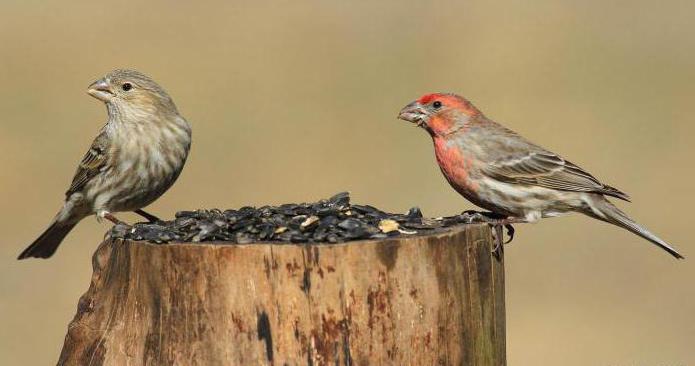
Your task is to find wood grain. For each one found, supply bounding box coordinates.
[58,224,505,366]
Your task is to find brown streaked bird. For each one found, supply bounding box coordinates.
[18,69,192,259]
[398,93,683,259]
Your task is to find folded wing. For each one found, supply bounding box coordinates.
[484,149,630,201]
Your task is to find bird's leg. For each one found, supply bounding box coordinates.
[461,210,521,245]
[135,209,161,223]
[487,217,521,245]
[462,210,493,220]
[488,218,522,246]
[97,211,130,226]
[462,210,518,223]
[494,217,528,225]
[103,213,128,226]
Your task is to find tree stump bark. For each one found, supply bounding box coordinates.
[58,224,505,366]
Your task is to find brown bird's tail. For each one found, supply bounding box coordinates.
[18,220,78,260]
[588,196,683,259]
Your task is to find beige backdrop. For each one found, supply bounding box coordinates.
[1,1,693,365]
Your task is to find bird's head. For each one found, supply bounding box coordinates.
[398,93,481,136]
[87,69,178,118]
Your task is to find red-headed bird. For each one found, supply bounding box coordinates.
[398,93,682,259]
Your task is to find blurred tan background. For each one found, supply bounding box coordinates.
[1,0,693,364]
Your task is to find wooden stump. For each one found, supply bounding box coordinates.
[58,224,505,366]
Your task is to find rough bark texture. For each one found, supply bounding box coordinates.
[58,224,505,366]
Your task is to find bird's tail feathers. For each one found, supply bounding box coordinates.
[589,197,683,259]
[18,220,78,260]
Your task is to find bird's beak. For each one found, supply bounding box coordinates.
[397,101,428,128]
[87,78,113,102]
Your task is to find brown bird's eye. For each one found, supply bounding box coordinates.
[122,83,133,91]
[432,101,442,109]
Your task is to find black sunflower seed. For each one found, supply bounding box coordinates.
[110,193,484,245]
[406,207,423,219]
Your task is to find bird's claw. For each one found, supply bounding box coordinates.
[490,222,514,260]
[460,210,490,224]
[491,224,504,260]
[462,210,516,242]
[503,223,515,244]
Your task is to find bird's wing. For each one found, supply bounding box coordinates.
[482,146,630,201]
[65,132,110,196]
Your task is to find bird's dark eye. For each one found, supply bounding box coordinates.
[122,83,133,91]
[432,101,442,109]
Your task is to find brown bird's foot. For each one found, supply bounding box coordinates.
[462,210,518,223]
[104,213,128,226]
[135,209,162,223]
[497,217,527,225]
[461,211,519,245]
[97,211,130,226]
[489,221,516,246]
[491,224,505,260]
[462,210,490,221]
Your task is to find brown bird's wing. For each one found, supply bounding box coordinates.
[482,145,630,201]
[65,132,109,196]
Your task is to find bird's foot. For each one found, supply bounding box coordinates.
[461,210,519,245]
[491,224,505,260]
[461,210,498,223]
[489,221,516,248]
[135,209,162,223]
[97,211,130,227]
[461,211,518,256]
[500,223,515,244]
[461,210,517,223]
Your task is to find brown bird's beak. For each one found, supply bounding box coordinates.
[87,78,114,102]
[397,101,428,128]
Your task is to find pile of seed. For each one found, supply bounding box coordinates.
[109,192,490,245]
